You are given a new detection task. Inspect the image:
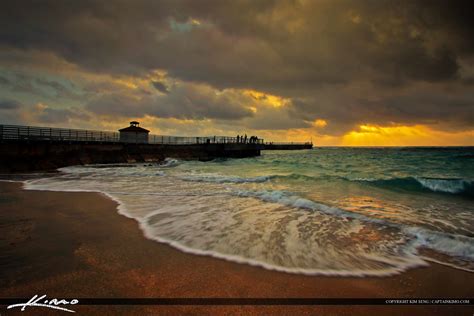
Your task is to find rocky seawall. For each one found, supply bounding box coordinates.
[0,141,261,172]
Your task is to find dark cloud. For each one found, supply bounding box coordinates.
[0,99,21,110]
[0,100,23,125]
[85,93,144,118]
[86,83,255,120]
[0,76,10,85]
[246,108,310,130]
[151,81,169,94]
[35,78,71,93]
[0,0,473,134]
[0,71,83,101]
[0,72,41,95]
[34,107,90,124]
[3,0,472,85]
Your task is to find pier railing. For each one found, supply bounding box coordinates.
[0,124,120,142]
[0,124,264,145]
[148,135,263,144]
[265,141,312,145]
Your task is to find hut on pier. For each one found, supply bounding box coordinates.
[119,121,150,143]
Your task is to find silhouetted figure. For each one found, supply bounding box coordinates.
[237,135,240,143]
[244,134,247,143]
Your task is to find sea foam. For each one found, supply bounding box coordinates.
[17,150,474,276]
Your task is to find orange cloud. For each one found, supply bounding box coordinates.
[312,119,328,128]
[243,89,290,108]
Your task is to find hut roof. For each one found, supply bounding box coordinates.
[119,125,150,133]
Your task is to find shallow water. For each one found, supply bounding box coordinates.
[22,147,474,276]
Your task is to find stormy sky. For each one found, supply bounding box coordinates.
[0,0,473,145]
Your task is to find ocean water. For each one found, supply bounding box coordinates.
[22,147,474,276]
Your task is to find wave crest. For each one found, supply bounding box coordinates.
[355,177,473,197]
[179,174,274,183]
[160,158,180,168]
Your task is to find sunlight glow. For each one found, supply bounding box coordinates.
[244,89,290,108]
[313,119,328,128]
[342,124,474,146]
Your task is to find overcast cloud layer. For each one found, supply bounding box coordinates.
[0,0,473,144]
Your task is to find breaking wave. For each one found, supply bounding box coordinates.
[234,188,474,271]
[178,172,474,197]
[179,174,275,183]
[159,158,181,168]
[355,177,474,197]
[233,189,384,223]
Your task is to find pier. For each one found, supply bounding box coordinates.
[0,124,312,172]
[263,142,313,150]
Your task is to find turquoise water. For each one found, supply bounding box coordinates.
[24,147,474,276]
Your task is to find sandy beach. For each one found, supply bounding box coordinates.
[1,181,473,315]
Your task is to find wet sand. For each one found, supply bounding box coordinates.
[0,181,473,315]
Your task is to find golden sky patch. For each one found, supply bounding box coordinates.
[243,89,290,108]
[342,124,474,146]
[312,119,328,128]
